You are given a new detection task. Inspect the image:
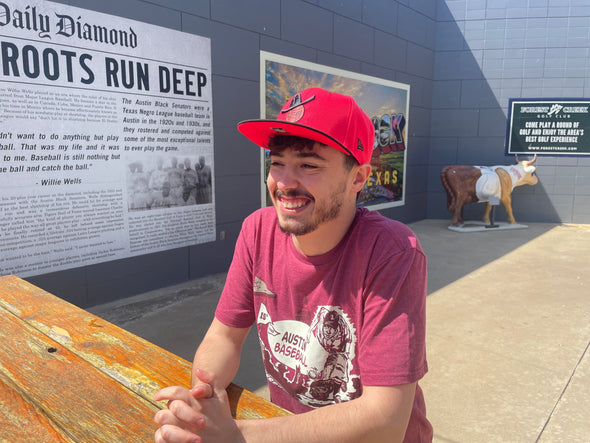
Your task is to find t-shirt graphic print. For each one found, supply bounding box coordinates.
[257,299,360,409]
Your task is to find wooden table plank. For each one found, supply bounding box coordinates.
[0,305,159,442]
[0,375,74,443]
[0,275,291,420]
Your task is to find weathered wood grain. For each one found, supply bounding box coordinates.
[0,305,159,442]
[0,375,74,443]
[0,275,291,428]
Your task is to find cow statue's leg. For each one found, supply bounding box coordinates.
[501,195,516,224]
[441,167,462,226]
[451,206,462,226]
[453,198,466,225]
[495,168,517,223]
[482,202,492,223]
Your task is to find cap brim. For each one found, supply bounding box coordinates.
[237,119,353,157]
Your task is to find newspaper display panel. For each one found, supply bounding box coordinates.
[0,0,215,278]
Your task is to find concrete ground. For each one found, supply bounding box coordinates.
[89,219,590,442]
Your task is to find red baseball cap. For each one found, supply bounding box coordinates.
[237,88,374,165]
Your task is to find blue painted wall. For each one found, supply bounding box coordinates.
[24,0,589,306]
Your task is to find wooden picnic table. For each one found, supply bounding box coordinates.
[0,275,290,442]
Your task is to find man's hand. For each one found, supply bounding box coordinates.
[154,385,204,443]
[154,370,244,443]
[191,368,215,399]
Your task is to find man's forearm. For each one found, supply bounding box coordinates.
[191,318,250,389]
[236,384,415,443]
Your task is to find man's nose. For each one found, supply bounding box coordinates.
[273,167,299,190]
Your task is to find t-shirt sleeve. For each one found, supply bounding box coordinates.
[214,219,256,329]
[358,243,428,386]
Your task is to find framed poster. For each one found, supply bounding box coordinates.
[260,51,410,211]
[506,98,590,156]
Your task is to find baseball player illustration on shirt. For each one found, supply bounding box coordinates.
[256,294,358,409]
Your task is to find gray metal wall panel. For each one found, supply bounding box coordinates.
[317,0,363,20]
[333,16,375,64]
[374,31,408,72]
[397,4,436,48]
[211,0,281,37]
[362,1,399,35]
[281,1,333,52]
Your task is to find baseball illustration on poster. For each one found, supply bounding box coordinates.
[0,0,215,278]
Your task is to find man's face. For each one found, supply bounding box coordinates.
[323,323,337,338]
[266,142,355,237]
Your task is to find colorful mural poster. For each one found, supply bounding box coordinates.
[260,51,410,210]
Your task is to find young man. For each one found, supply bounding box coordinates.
[154,88,432,442]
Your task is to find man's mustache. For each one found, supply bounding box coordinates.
[274,189,314,201]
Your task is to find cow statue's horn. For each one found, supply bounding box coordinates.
[529,154,537,165]
[516,154,537,166]
[524,154,537,167]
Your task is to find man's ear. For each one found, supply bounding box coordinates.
[351,164,372,193]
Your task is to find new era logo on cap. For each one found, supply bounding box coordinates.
[357,138,365,152]
[237,88,374,165]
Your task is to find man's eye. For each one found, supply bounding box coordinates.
[302,163,317,169]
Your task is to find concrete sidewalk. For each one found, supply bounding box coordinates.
[89,219,590,442]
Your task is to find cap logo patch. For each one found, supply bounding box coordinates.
[357,138,364,151]
[281,93,315,122]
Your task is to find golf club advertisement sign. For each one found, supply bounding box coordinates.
[506,99,590,156]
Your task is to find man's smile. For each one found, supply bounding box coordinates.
[275,191,313,212]
[279,197,309,210]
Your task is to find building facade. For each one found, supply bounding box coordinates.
[16,0,590,306]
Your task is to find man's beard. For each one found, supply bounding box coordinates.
[275,189,344,236]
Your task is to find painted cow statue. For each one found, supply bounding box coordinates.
[440,155,538,226]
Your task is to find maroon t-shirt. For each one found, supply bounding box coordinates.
[216,207,432,441]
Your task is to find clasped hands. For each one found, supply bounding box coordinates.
[154,368,244,443]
